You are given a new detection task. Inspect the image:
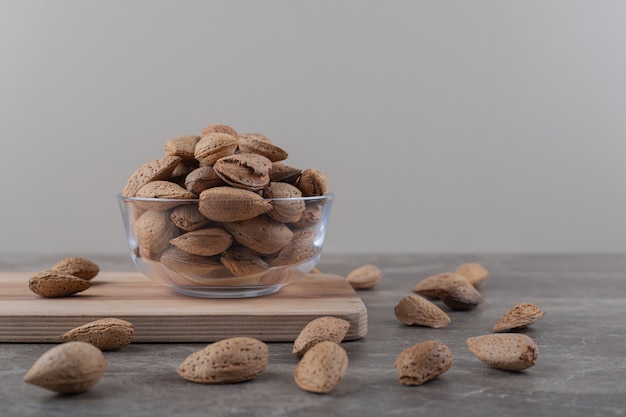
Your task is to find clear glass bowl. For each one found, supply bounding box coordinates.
[117,193,333,298]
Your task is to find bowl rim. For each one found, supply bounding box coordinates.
[116,192,334,203]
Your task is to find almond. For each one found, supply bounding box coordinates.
[267,228,316,267]
[51,257,100,281]
[394,295,451,328]
[135,210,179,254]
[213,153,272,191]
[466,333,539,371]
[346,264,383,290]
[223,216,293,255]
[492,303,545,332]
[411,272,467,298]
[176,337,269,384]
[198,187,272,222]
[169,228,234,257]
[134,180,197,211]
[184,166,225,194]
[394,340,454,386]
[200,123,238,138]
[122,155,182,197]
[292,316,350,356]
[264,182,305,223]
[60,318,134,351]
[296,168,330,196]
[169,204,213,231]
[160,246,231,278]
[23,341,107,393]
[28,270,91,298]
[291,202,323,228]
[164,135,201,163]
[456,262,489,287]
[268,161,302,184]
[294,341,348,394]
[237,134,288,162]
[195,132,239,166]
[220,246,269,276]
[436,277,483,310]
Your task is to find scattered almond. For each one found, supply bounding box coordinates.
[176,337,269,384]
[23,341,107,394]
[59,318,135,351]
[492,303,545,332]
[346,264,383,290]
[456,262,489,287]
[292,316,350,356]
[394,340,454,386]
[436,277,483,310]
[411,272,467,298]
[466,333,539,371]
[294,341,348,394]
[122,155,182,197]
[394,295,451,328]
[28,270,91,298]
[51,257,100,281]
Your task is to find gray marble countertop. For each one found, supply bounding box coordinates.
[1,253,625,417]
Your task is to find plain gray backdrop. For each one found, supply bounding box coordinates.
[2,0,626,256]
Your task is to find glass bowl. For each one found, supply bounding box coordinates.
[117,193,333,298]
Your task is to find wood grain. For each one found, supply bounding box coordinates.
[0,272,367,343]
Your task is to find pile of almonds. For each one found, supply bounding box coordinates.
[120,123,332,284]
[391,262,544,383]
[28,257,100,298]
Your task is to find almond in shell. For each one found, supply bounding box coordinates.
[184,166,225,194]
[176,337,269,384]
[466,333,539,371]
[294,341,348,394]
[394,340,454,386]
[296,168,329,197]
[23,341,107,394]
[292,316,350,356]
[200,123,238,138]
[170,204,213,231]
[346,264,382,290]
[223,216,293,255]
[169,228,233,257]
[135,209,179,254]
[213,153,272,191]
[60,318,134,351]
[264,182,305,223]
[456,262,489,287]
[51,257,100,280]
[28,270,91,298]
[134,181,197,211]
[412,272,467,298]
[492,303,545,332]
[198,187,272,222]
[122,155,182,197]
[195,132,239,166]
[237,134,288,162]
[394,295,451,328]
[220,246,269,276]
[164,135,201,163]
[436,277,483,311]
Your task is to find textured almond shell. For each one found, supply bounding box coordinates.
[294,341,348,393]
[237,135,288,162]
[28,270,92,298]
[223,216,293,255]
[394,295,451,328]
[185,166,225,194]
[411,272,468,298]
[164,135,201,162]
[213,153,272,191]
[436,278,483,310]
[466,333,539,371]
[200,123,238,138]
[23,341,107,393]
[169,228,233,257]
[135,210,179,254]
[296,168,329,197]
[220,246,269,276]
[394,340,454,386]
[492,303,545,332]
[264,182,305,223]
[194,133,239,165]
[198,187,272,222]
[51,257,100,280]
[456,262,489,287]
[134,181,197,211]
[268,228,316,267]
[176,337,269,384]
[122,155,182,197]
[292,317,350,356]
[346,264,383,290]
[170,205,213,231]
[60,318,134,351]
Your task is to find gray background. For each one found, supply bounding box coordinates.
[2,0,625,256]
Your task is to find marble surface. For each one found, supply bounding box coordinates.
[1,253,625,417]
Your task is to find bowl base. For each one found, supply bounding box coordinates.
[168,284,284,298]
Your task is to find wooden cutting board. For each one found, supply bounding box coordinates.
[0,271,367,343]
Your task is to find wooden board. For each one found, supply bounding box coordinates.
[0,272,367,343]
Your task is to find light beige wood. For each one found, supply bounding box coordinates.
[0,272,367,343]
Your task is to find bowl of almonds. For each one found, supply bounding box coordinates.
[118,124,333,298]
